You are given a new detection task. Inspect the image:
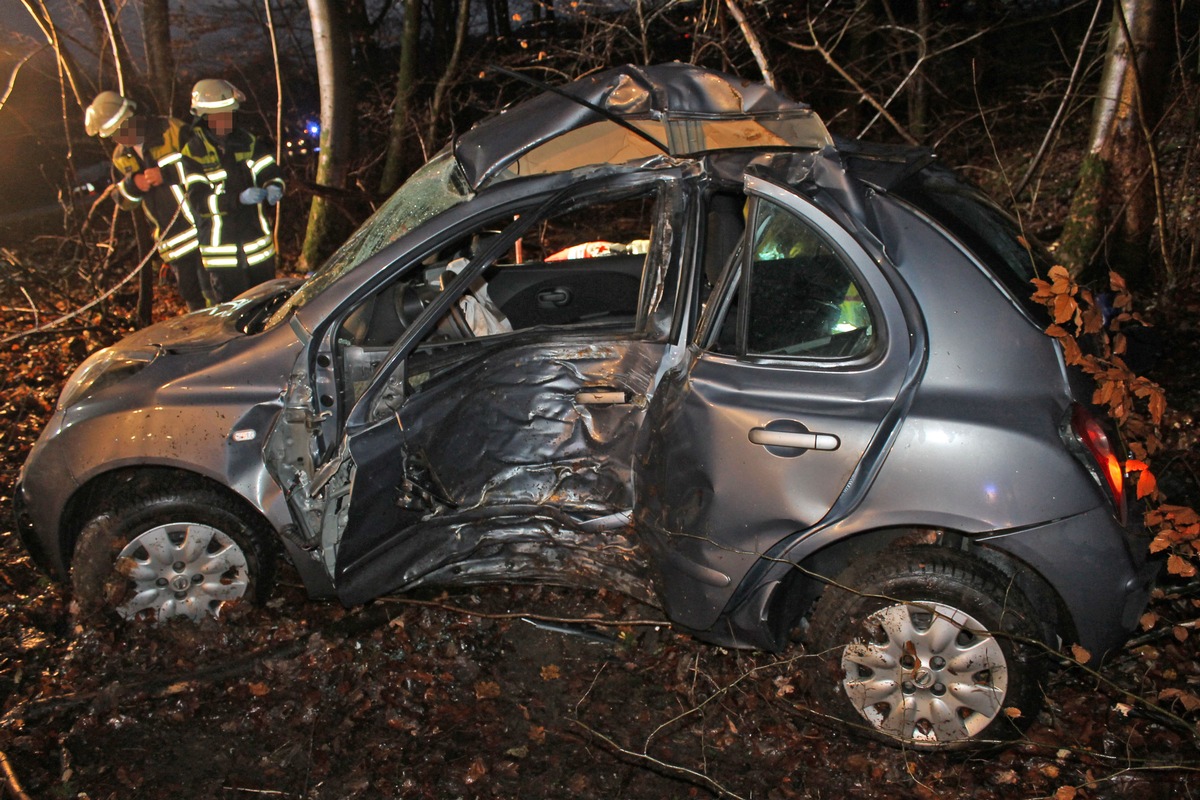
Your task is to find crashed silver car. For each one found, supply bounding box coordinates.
[16,64,1156,748]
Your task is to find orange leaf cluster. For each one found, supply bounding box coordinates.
[1031,269,1200,587]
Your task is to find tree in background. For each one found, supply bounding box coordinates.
[1059,0,1169,288]
[141,0,176,114]
[300,0,354,272]
[377,0,421,196]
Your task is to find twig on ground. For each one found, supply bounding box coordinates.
[571,719,748,800]
[375,595,670,628]
[0,749,33,800]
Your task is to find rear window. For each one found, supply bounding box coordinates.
[895,167,1054,320]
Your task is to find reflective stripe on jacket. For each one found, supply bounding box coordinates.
[173,126,283,269]
[111,117,198,262]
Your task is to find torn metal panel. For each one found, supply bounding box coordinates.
[456,63,832,191]
[337,507,655,606]
[331,335,666,601]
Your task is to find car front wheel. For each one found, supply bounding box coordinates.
[71,484,274,623]
[805,546,1044,749]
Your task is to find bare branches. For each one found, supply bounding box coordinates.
[789,19,919,146]
[723,0,774,89]
[1013,0,1107,198]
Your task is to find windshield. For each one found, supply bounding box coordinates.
[266,150,472,326]
[895,167,1056,319]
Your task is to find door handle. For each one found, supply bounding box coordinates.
[576,389,630,405]
[538,288,572,308]
[748,427,840,451]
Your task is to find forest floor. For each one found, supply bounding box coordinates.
[1,225,1199,800]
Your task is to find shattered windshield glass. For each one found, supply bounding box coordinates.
[266,151,472,327]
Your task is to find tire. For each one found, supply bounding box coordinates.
[71,484,275,624]
[805,546,1044,749]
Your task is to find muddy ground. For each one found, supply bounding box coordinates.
[1,244,1198,800]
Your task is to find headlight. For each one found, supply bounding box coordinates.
[57,346,159,410]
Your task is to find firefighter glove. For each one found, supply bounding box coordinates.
[265,185,283,205]
[239,187,267,205]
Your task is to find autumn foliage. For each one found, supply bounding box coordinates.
[1032,266,1198,581]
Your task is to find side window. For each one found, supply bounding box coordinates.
[336,186,671,406]
[734,197,873,359]
[480,190,660,332]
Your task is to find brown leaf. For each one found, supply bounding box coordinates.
[1139,611,1159,630]
[1055,786,1077,800]
[1053,294,1076,324]
[1136,468,1157,500]
[248,682,270,697]
[474,680,501,700]
[1149,531,1173,554]
[1172,626,1189,642]
[540,664,561,681]
[464,756,488,784]
[1159,688,1200,712]
[1070,644,1091,664]
[1167,554,1197,578]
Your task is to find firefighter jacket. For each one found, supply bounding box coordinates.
[165,126,283,270]
[112,116,199,263]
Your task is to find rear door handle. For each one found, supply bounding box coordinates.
[748,428,840,451]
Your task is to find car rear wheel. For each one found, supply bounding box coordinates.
[72,485,274,623]
[805,546,1044,749]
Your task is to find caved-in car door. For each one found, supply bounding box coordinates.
[637,175,918,634]
[331,178,683,605]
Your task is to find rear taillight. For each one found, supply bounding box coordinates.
[1069,403,1126,518]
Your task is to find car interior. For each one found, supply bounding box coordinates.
[335,189,664,406]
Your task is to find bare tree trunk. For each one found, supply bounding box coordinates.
[1058,0,1169,287]
[378,0,421,196]
[141,0,175,114]
[301,0,354,271]
[427,0,471,148]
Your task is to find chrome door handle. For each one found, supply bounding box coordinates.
[748,428,840,451]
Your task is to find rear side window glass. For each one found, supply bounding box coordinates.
[717,198,873,359]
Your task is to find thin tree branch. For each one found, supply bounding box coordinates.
[571,719,749,800]
[96,0,124,95]
[789,21,919,146]
[1014,0,1106,197]
[723,0,774,89]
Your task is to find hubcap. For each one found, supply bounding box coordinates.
[113,522,250,622]
[839,602,1008,746]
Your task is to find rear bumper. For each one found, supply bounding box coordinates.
[979,504,1159,659]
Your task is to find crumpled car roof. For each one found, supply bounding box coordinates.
[454,63,833,191]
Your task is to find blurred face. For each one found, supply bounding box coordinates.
[112,116,143,147]
[208,111,235,136]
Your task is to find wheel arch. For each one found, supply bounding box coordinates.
[59,466,277,574]
[762,526,1075,652]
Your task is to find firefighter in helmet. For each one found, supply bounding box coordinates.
[84,90,209,310]
[163,79,284,302]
